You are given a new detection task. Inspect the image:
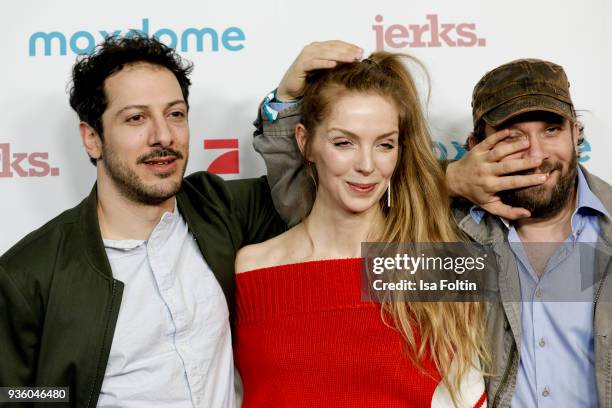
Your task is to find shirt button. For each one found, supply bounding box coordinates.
[542,387,550,397]
[539,338,546,347]
[535,288,543,298]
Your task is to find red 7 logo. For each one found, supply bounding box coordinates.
[203,138,239,174]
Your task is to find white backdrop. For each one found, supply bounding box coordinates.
[2,0,611,253]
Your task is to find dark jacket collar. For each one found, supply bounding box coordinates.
[75,181,238,308]
[79,184,114,279]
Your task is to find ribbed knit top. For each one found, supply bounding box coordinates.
[234,258,443,407]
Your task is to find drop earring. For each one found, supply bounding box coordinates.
[307,161,317,188]
[387,180,391,207]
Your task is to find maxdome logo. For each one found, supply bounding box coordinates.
[29,18,245,57]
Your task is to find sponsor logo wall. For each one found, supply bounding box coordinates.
[1,0,610,252]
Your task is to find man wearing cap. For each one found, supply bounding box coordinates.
[448,59,612,407]
[251,43,612,407]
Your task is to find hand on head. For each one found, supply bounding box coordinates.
[277,40,363,101]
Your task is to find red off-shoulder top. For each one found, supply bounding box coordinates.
[235,258,488,407]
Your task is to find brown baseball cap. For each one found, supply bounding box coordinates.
[472,59,576,127]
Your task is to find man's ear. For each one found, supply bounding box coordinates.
[79,122,102,162]
[295,123,311,161]
[467,132,478,150]
[572,120,580,155]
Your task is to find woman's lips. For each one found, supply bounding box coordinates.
[346,181,377,194]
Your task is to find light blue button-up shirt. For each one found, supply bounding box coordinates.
[97,205,235,408]
[470,167,610,407]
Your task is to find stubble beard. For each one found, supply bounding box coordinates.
[101,143,187,206]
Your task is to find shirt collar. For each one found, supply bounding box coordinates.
[103,202,180,250]
[575,166,610,219]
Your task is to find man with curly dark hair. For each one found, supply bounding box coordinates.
[0,36,288,407]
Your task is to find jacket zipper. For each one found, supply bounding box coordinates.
[593,255,611,408]
[492,342,517,407]
[87,279,118,407]
[593,265,610,318]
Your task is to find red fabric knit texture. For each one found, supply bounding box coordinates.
[235,258,442,408]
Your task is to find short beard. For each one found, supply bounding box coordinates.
[101,144,186,206]
[499,154,577,220]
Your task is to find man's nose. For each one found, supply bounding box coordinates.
[149,115,173,147]
[524,133,548,162]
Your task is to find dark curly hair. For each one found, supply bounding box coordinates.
[68,36,193,164]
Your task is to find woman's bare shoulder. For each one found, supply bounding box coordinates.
[235,226,307,274]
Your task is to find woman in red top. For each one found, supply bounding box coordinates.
[235,46,489,407]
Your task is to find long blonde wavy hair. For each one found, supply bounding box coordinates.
[300,51,489,404]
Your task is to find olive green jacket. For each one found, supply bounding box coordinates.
[0,172,285,407]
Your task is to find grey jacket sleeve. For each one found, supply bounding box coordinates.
[252,101,310,227]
